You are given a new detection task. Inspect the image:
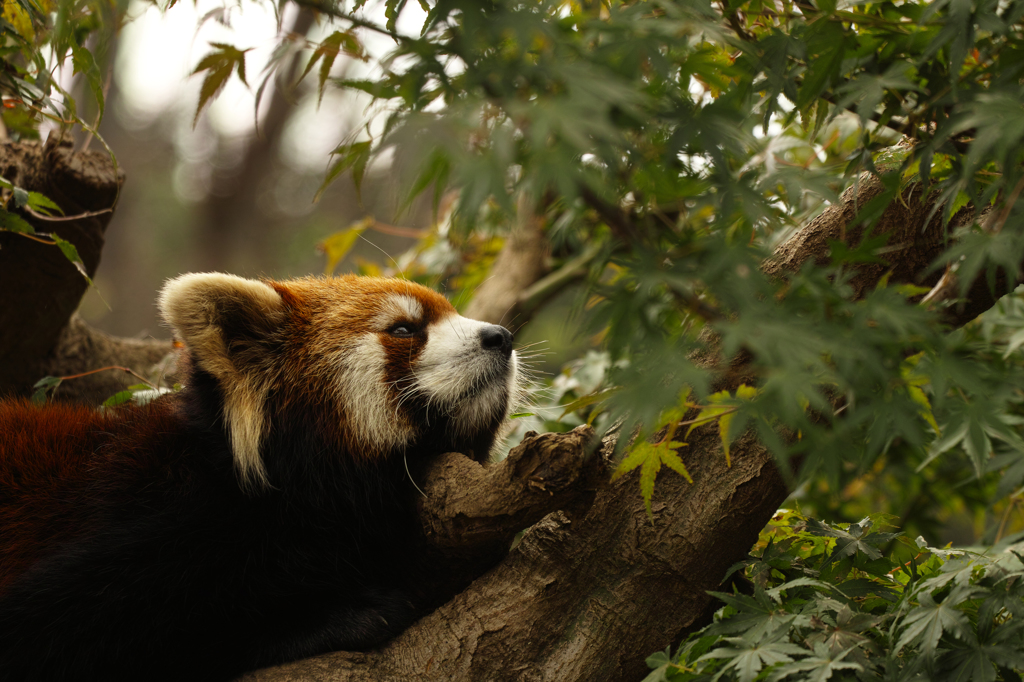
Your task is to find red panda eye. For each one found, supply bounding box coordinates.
[387,324,417,338]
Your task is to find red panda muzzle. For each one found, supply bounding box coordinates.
[0,273,520,681]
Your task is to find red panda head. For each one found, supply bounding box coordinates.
[159,273,519,490]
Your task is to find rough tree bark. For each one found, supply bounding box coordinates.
[1,142,1014,681]
[764,173,1001,327]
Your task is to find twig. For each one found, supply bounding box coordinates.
[985,175,1024,234]
[371,221,428,239]
[57,365,156,388]
[995,493,1020,543]
[920,263,958,307]
[25,206,113,222]
[289,0,424,46]
[518,241,603,316]
[716,0,754,42]
[577,185,641,244]
[669,288,725,323]
[11,232,57,245]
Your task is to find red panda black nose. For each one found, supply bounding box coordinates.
[480,325,514,355]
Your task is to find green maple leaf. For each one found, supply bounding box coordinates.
[192,42,252,126]
[614,438,691,522]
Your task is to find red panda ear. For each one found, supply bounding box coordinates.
[159,273,286,491]
[159,273,285,361]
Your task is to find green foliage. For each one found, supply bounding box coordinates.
[317,140,372,201]
[1,0,121,291]
[0,175,92,282]
[11,0,1024,660]
[685,385,760,468]
[791,296,1024,545]
[279,0,1024,530]
[31,370,174,404]
[12,0,1024,535]
[297,29,366,105]
[0,0,126,139]
[192,42,252,127]
[318,216,371,274]
[29,375,63,404]
[643,510,1024,682]
[614,411,693,521]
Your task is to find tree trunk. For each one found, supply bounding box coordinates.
[0,142,1012,681]
[0,139,172,404]
[192,8,317,274]
[463,193,550,327]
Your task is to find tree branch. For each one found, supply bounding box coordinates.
[463,192,550,328]
[241,424,784,682]
[577,184,641,245]
[764,170,1004,326]
[517,241,602,318]
[418,426,601,555]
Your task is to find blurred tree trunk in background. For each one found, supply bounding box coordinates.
[82,8,424,339]
[194,8,317,273]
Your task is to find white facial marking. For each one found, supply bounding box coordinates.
[333,336,415,452]
[331,296,519,459]
[414,313,518,435]
[448,367,519,441]
[373,294,423,330]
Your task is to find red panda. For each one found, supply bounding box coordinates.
[0,273,519,681]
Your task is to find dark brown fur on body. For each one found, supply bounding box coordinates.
[0,274,518,681]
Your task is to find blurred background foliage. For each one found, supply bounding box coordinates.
[5,0,1024,556]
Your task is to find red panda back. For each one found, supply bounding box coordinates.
[0,399,186,594]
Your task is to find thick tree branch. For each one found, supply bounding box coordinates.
[409,426,606,614]
[243,425,783,682]
[764,170,1003,326]
[417,426,600,555]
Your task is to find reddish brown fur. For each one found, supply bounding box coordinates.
[0,277,459,595]
[272,276,455,334]
[267,277,458,459]
[0,273,516,681]
[0,278,460,579]
[0,399,188,595]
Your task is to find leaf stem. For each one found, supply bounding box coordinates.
[58,365,155,389]
[24,206,112,222]
[289,0,424,46]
